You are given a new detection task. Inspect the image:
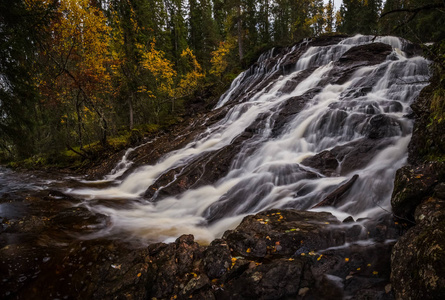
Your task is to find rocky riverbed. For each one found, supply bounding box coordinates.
[1,34,445,299]
[1,186,404,299]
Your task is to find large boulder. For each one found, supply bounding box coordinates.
[223,209,345,258]
[391,197,445,299]
[391,163,442,221]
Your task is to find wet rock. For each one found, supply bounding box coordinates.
[222,258,307,299]
[330,43,393,85]
[272,87,322,137]
[44,189,75,201]
[1,239,151,300]
[389,51,445,300]
[203,167,319,223]
[343,216,355,223]
[414,197,445,226]
[434,182,445,199]
[223,209,344,258]
[338,43,392,67]
[202,239,232,279]
[302,138,393,176]
[146,234,205,299]
[50,206,109,231]
[391,163,441,220]
[312,174,359,208]
[366,114,403,139]
[302,150,339,176]
[317,274,344,299]
[391,197,445,299]
[312,242,395,300]
[309,34,349,47]
[144,120,256,200]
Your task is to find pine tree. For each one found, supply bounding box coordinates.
[0,0,56,158]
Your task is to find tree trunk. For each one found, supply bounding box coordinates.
[100,112,108,147]
[129,94,134,130]
[237,5,244,62]
[76,92,83,149]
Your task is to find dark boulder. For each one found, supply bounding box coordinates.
[366,114,403,139]
[302,138,393,176]
[391,163,442,221]
[338,43,393,68]
[221,258,307,299]
[146,234,206,299]
[1,239,151,300]
[391,198,445,299]
[223,209,345,258]
[301,150,339,176]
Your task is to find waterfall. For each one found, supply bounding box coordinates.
[70,35,430,243]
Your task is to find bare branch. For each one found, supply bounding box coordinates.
[380,3,445,19]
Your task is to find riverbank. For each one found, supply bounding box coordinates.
[1,35,444,299]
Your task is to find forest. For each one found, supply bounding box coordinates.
[0,0,444,167]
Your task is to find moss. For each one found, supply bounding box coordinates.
[430,89,445,124]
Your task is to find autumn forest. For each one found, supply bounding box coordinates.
[0,0,444,167]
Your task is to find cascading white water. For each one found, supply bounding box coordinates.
[70,35,430,244]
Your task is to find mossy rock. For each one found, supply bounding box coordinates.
[391,198,445,299]
[391,164,441,221]
[128,128,144,145]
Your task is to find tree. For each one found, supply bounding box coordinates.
[0,0,56,158]
[187,0,220,67]
[380,0,445,43]
[166,0,188,69]
[35,0,113,148]
[324,0,334,33]
[210,39,237,82]
[139,40,204,121]
[338,0,382,35]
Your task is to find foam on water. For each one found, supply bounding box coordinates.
[70,35,430,243]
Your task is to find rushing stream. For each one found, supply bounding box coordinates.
[68,35,430,243]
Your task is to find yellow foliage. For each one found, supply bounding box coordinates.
[32,0,113,104]
[175,48,205,98]
[139,40,176,98]
[139,43,204,102]
[210,39,236,78]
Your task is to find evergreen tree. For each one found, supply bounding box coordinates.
[324,0,334,33]
[381,0,445,43]
[338,0,382,35]
[187,0,219,67]
[0,0,55,158]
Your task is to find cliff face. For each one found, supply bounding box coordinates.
[390,65,445,299]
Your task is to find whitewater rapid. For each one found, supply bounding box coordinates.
[69,35,430,243]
